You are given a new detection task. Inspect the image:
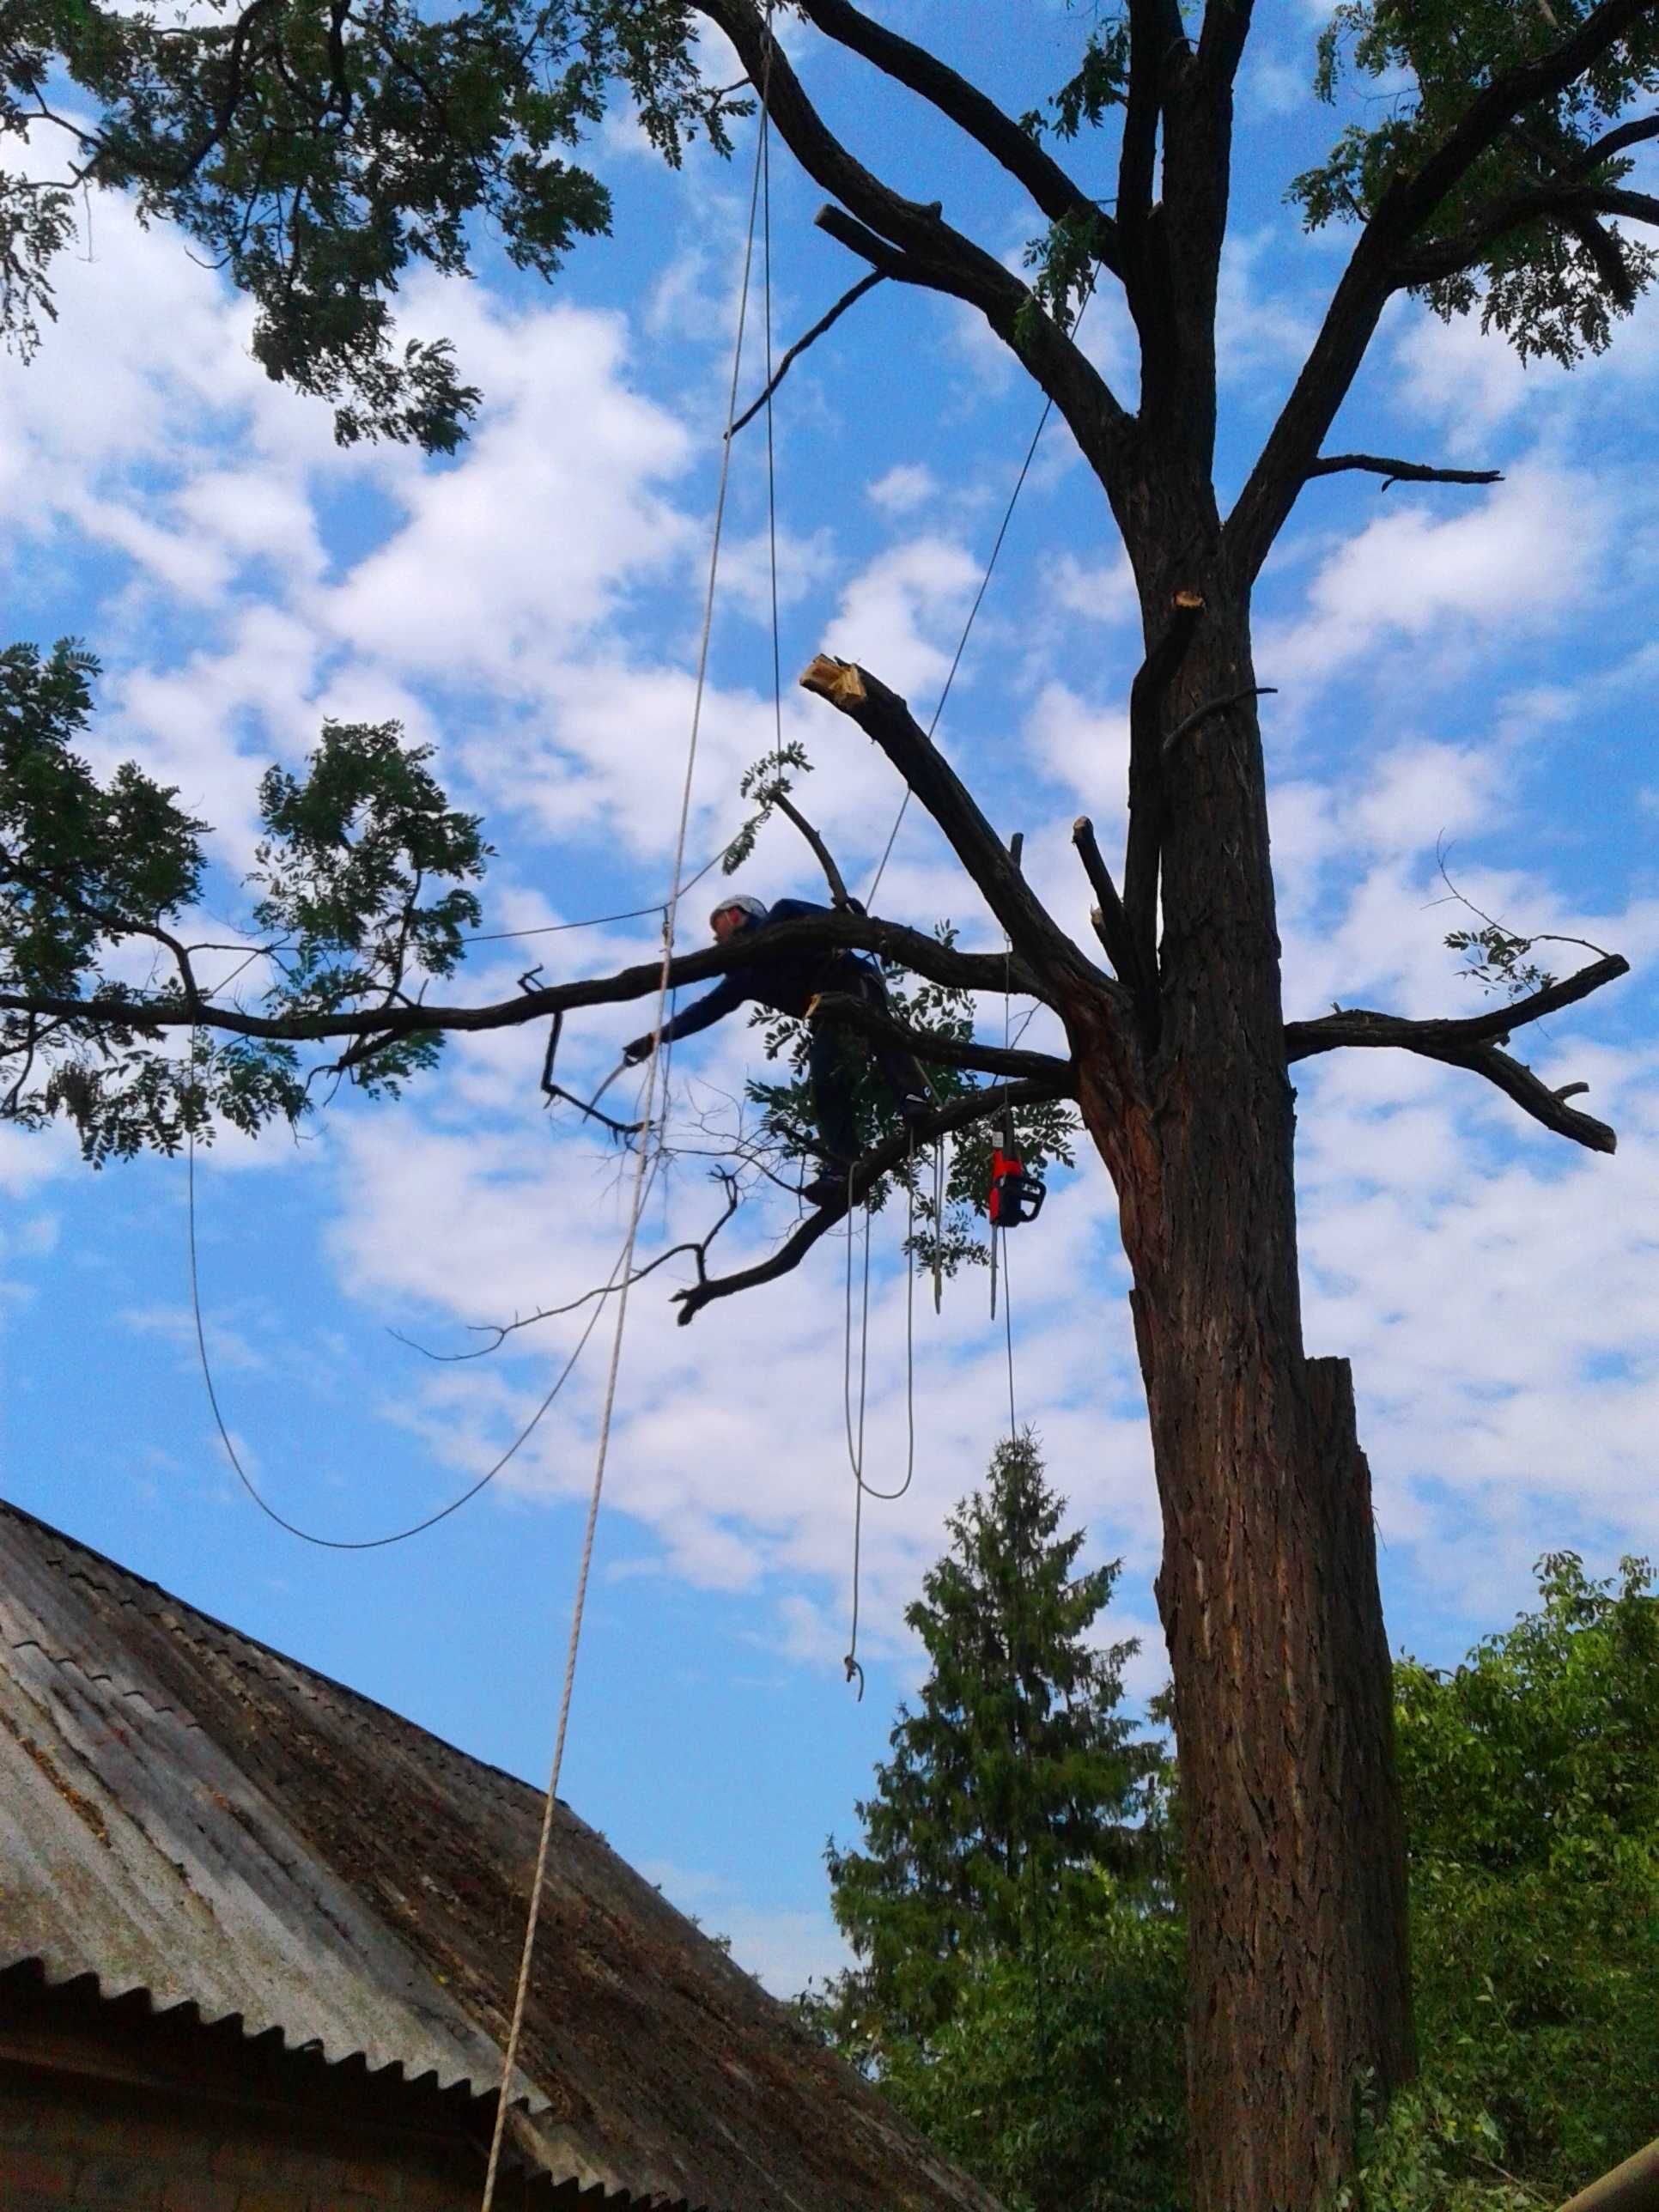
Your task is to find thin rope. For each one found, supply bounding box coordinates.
[463,845,734,947]
[862,282,1096,910]
[841,1147,919,1696]
[186,1091,653,1551]
[478,19,775,2200]
[863,410,1048,908]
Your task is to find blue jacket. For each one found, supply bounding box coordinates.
[657,899,879,1045]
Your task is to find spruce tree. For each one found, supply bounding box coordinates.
[825,1433,1147,2045]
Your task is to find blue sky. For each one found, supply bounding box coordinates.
[3,3,1656,1994]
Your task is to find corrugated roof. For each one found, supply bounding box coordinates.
[0,1498,1002,2212]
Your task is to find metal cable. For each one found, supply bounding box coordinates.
[478,21,776,2201]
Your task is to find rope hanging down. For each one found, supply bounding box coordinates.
[477,15,777,2204]
[185,1091,663,1552]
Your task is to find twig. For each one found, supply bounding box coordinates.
[769,788,855,908]
[727,271,887,436]
[1305,453,1504,492]
[395,1172,744,1359]
[674,1077,1062,1322]
[1162,685,1277,757]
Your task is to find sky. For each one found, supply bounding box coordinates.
[3,3,1656,2000]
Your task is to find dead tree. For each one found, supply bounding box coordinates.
[4,4,1652,2206]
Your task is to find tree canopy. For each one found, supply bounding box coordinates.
[834,1545,1659,2212]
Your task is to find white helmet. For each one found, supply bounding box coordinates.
[709,892,768,928]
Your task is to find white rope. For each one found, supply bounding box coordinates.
[478,17,776,2201]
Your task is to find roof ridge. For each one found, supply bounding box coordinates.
[0,1493,564,1826]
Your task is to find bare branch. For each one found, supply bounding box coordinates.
[727,270,886,437]
[799,654,1109,1003]
[810,988,1075,1087]
[398,1173,744,1358]
[769,789,854,908]
[0,909,1035,1049]
[691,0,1134,467]
[1162,684,1276,757]
[673,1077,1061,1322]
[1571,110,1659,171]
[1071,817,1138,991]
[791,0,1122,277]
[1285,955,1631,1152]
[1306,453,1504,492]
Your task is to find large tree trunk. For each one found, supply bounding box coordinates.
[1075,579,1414,2212]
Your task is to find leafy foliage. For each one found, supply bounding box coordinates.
[1381,1552,1659,2203]
[251,718,489,1095]
[1443,922,1557,1000]
[718,738,814,878]
[822,1437,1156,2045]
[1293,2,1659,363]
[1,0,738,446]
[744,921,1077,1274]
[874,1886,1188,2212]
[814,1541,1659,2211]
[0,641,488,1157]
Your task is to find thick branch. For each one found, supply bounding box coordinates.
[1306,453,1504,491]
[810,989,1074,1088]
[1122,590,1206,1018]
[727,270,885,438]
[1196,0,1255,89]
[0,911,1037,1050]
[1572,110,1659,171]
[1119,0,1168,254]
[1224,0,1656,581]
[1285,954,1630,1152]
[799,655,1109,1003]
[1071,817,1137,990]
[792,0,1122,277]
[1400,180,1659,288]
[692,0,1133,466]
[673,1077,1060,1322]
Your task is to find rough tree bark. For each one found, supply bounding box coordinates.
[10,2,1646,2204]
[1091,604,1414,2205]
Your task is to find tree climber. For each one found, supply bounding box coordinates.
[623,894,933,1205]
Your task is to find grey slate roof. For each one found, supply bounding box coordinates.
[0,1498,1002,2212]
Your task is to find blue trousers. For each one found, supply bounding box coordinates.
[806,972,924,1164]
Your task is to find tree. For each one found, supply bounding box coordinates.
[823,1435,1152,2043]
[1,4,1652,2203]
[811,1435,1183,2212]
[830,1548,1659,2212]
[1382,1551,1659,2203]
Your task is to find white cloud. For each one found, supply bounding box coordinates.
[867,464,939,516]
[1263,465,1612,688]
